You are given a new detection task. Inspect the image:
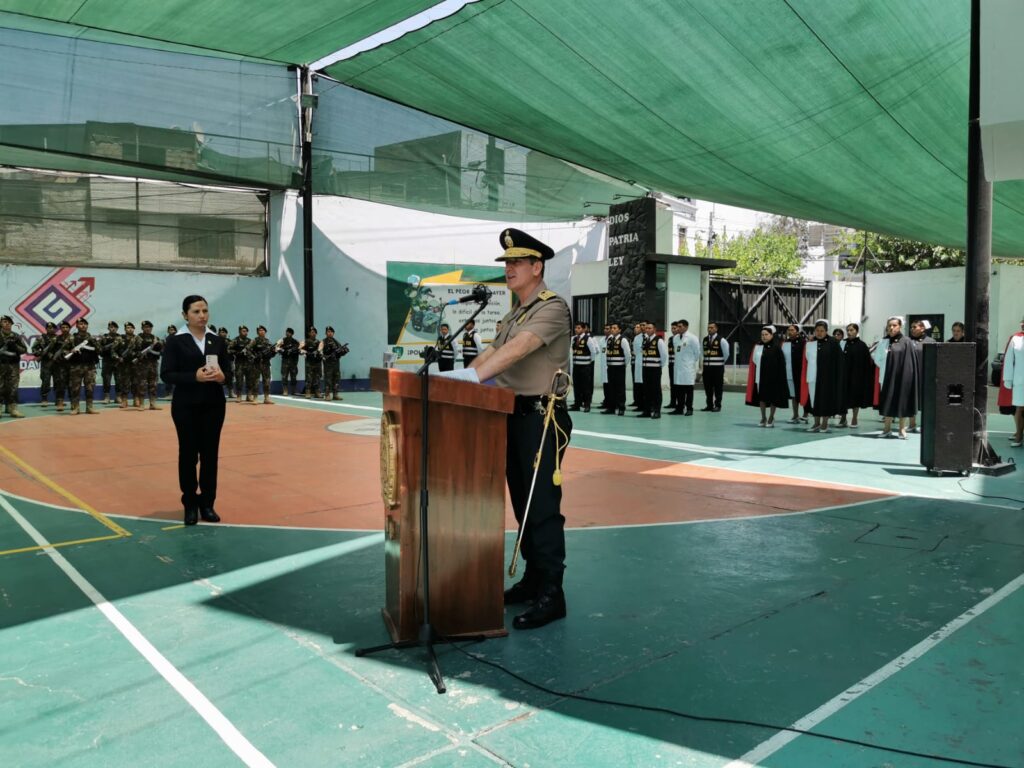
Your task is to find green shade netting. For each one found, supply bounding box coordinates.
[327,0,1024,255]
[312,78,644,220]
[0,24,299,188]
[0,0,438,63]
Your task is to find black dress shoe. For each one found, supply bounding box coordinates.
[700,406,713,412]
[568,404,581,411]
[513,585,566,630]
[651,412,661,419]
[503,579,538,605]
[199,507,221,523]
[184,507,199,526]
[635,412,650,418]
[685,409,694,416]
[616,409,625,416]
[582,405,590,413]
[712,406,721,412]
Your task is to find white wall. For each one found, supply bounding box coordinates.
[828,282,864,327]
[862,265,1024,359]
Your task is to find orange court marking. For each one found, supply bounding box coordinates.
[0,405,889,532]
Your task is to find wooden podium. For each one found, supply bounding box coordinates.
[371,367,514,641]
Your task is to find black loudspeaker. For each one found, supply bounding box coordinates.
[921,343,975,474]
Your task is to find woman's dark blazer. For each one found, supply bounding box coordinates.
[160,331,233,404]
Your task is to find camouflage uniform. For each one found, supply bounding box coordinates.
[61,329,100,414]
[135,329,164,410]
[321,333,348,401]
[113,330,143,408]
[248,333,276,403]
[228,332,253,401]
[303,333,322,398]
[277,334,300,395]
[49,327,73,411]
[30,328,59,406]
[0,327,28,418]
[97,329,121,402]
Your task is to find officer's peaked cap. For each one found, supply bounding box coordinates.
[496,228,554,262]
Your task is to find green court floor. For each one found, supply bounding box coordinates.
[2,390,1022,768]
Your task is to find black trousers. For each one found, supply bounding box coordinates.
[572,364,594,407]
[642,366,662,414]
[506,404,572,586]
[667,364,675,406]
[632,369,645,411]
[606,366,626,411]
[438,358,455,372]
[673,384,694,411]
[703,366,724,408]
[171,399,226,509]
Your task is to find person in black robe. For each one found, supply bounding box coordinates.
[784,324,807,423]
[746,325,789,426]
[907,319,935,432]
[873,315,920,439]
[947,321,967,342]
[803,319,845,433]
[838,322,875,428]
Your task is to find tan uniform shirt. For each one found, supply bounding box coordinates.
[491,281,571,395]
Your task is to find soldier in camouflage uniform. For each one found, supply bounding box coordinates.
[114,322,143,409]
[0,315,27,419]
[321,325,349,401]
[228,325,253,402]
[49,321,73,412]
[276,327,300,395]
[163,325,178,399]
[30,321,59,407]
[302,326,322,398]
[216,326,233,398]
[61,317,100,415]
[135,320,164,410]
[249,325,277,404]
[97,321,121,404]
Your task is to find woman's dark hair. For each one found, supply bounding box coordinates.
[847,322,860,332]
[182,295,207,313]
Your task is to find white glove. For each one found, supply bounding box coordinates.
[434,367,480,383]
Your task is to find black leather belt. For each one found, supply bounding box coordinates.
[512,394,566,416]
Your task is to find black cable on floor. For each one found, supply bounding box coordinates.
[957,477,1024,507]
[445,640,1017,768]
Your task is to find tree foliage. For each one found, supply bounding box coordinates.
[830,230,965,273]
[695,228,802,279]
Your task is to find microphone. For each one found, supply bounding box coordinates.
[446,284,492,305]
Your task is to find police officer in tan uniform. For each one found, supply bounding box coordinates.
[461,228,572,630]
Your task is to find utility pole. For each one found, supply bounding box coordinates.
[300,66,316,335]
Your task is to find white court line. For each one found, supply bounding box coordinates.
[724,569,1024,768]
[0,494,276,768]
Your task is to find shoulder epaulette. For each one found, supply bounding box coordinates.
[537,290,557,301]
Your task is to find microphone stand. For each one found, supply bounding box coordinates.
[356,296,491,694]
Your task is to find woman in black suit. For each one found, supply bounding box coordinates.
[160,295,232,525]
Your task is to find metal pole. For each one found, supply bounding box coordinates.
[300,66,315,335]
[965,0,994,463]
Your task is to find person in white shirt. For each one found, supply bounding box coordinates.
[631,321,645,412]
[670,319,701,415]
[999,315,1024,447]
[638,322,668,419]
[700,322,730,411]
[600,322,631,415]
[458,318,484,369]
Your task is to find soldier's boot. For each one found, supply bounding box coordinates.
[247,394,256,403]
[263,394,273,404]
[119,395,128,409]
[148,398,162,411]
[56,399,65,412]
[70,401,80,415]
[40,398,49,408]
[304,390,312,399]
[235,393,242,403]
[135,397,145,411]
[101,395,109,404]
[86,400,98,415]
[8,405,24,419]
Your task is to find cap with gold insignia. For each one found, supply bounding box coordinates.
[496,228,554,262]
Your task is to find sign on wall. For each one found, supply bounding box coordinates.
[385,262,509,366]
